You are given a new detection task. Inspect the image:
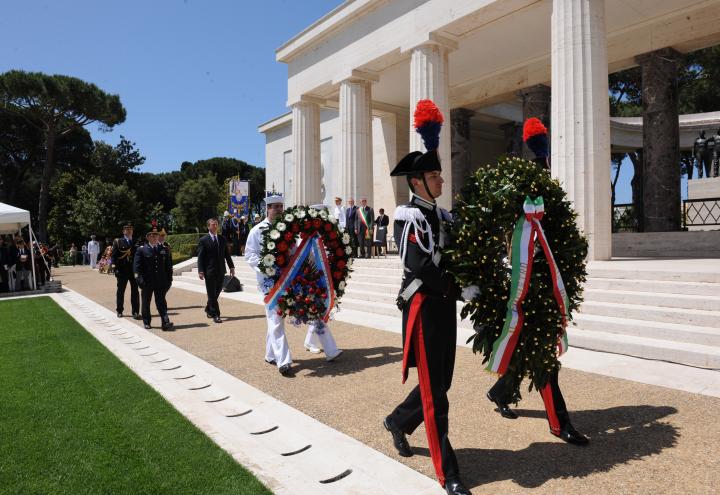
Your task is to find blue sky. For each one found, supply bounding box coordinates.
[1,0,674,203]
[1,0,340,173]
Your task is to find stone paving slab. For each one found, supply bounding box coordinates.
[55,266,720,494]
[50,289,443,495]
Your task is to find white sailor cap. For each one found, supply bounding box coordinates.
[264,194,285,205]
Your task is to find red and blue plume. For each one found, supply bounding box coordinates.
[413,99,444,151]
[523,117,548,159]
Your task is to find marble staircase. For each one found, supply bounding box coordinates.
[178,256,720,369]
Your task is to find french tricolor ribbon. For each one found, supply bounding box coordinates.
[264,233,336,322]
[487,196,570,375]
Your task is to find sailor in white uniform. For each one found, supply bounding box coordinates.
[245,196,342,376]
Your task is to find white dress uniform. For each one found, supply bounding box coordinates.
[245,210,343,370]
[245,218,293,369]
[87,239,100,268]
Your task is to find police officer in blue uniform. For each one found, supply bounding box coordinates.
[133,224,174,331]
[112,222,140,319]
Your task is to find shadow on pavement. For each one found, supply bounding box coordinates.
[172,323,210,330]
[416,405,679,489]
[167,305,205,311]
[221,314,265,322]
[294,345,403,377]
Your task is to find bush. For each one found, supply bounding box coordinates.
[166,233,201,261]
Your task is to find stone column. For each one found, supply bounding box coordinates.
[520,84,551,160]
[409,41,453,210]
[551,0,612,260]
[339,78,373,203]
[636,48,681,232]
[451,108,474,202]
[291,99,321,205]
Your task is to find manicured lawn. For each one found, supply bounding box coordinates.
[0,297,272,495]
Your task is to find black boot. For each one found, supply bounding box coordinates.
[383,416,413,457]
[556,424,589,446]
[487,391,518,419]
[161,318,175,331]
[445,477,472,495]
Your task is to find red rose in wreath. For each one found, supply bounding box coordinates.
[278,241,288,252]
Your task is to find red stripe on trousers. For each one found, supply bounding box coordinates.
[540,382,561,435]
[400,293,423,384]
[408,294,446,486]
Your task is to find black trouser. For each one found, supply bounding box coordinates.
[489,369,570,434]
[204,273,224,317]
[141,284,168,325]
[389,295,459,485]
[116,272,139,315]
[358,227,371,258]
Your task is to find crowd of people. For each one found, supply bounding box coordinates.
[0,234,60,293]
[333,196,390,258]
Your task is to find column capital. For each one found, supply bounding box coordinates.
[287,94,325,108]
[332,69,379,86]
[634,47,682,66]
[450,107,476,121]
[402,31,459,54]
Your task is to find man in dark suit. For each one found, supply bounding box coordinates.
[355,197,374,259]
[197,217,235,323]
[345,198,358,258]
[112,223,140,319]
[134,225,174,331]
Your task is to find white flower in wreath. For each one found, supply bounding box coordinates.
[266,267,276,277]
[284,213,294,222]
[276,222,287,232]
[269,230,280,240]
[319,210,328,220]
[328,215,337,224]
[345,246,352,255]
[338,281,346,291]
[266,241,276,250]
[297,209,306,219]
[308,208,318,218]
[286,298,295,306]
[348,257,354,266]
[342,233,350,245]
[263,254,275,265]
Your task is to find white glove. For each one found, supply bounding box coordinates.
[461,285,480,301]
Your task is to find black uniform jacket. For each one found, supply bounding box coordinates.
[133,243,173,288]
[112,237,137,276]
[393,194,454,371]
[197,233,234,277]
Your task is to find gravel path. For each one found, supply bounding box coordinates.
[56,266,720,494]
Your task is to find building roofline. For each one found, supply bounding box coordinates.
[257,111,292,134]
[276,0,382,63]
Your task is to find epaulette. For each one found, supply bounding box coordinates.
[393,205,426,224]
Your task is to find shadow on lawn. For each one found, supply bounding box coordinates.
[415,405,679,489]
[293,345,403,377]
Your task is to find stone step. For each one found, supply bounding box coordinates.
[572,313,720,347]
[585,277,720,296]
[586,266,720,284]
[584,288,720,312]
[579,300,719,328]
[565,327,720,369]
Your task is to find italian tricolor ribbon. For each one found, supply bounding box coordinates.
[264,233,335,322]
[358,207,372,239]
[487,196,570,375]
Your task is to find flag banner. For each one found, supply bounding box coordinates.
[229,180,250,216]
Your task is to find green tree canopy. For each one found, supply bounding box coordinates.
[171,173,223,232]
[72,177,141,241]
[0,70,126,241]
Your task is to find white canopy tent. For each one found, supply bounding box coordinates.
[0,202,37,290]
